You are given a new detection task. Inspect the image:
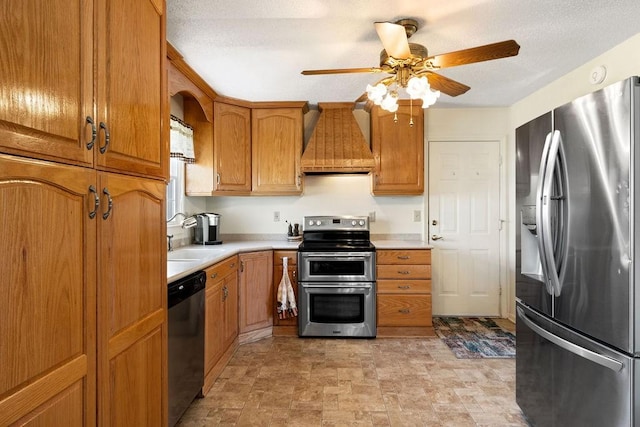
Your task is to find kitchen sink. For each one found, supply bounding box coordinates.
[167,247,227,261]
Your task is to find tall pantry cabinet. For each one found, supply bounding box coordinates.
[0,1,168,426]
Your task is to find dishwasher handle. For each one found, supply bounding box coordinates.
[168,271,206,308]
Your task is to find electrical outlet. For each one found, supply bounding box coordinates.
[273,211,280,222]
[413,210,421,222]
[369,211,376,222]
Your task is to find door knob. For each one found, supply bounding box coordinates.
[431,235,443,241]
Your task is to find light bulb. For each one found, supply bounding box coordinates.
[406,76,430,99]
[366,83,387,105]
[381,92,399,112]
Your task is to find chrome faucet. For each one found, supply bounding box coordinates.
[167,234,174,252]
[166,212,197,228]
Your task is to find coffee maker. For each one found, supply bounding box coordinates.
[194,213,222,245]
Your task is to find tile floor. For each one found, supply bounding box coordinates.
[177,321,526,427]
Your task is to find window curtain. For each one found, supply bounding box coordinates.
[169,115,195,163]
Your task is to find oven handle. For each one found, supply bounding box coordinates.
[300,283,373,289]
[301,252,374,258]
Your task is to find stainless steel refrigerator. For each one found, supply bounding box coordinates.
[516,76,640,426]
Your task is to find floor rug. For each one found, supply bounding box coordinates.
[433,317,516,359]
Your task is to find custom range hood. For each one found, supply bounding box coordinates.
[301,102,375,173]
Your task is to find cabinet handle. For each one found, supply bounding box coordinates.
[210,272,218,279]
[398,285,411,289]
[88,185,100,219]
[99,122,110,154]
[222,285,228,301]
[86,116,97,150]
[397,255,410,260]
[102,188,113,220]
[216,173,221,186]
[240,261,244,273]
[297,174,301,187]
[399,309,411,314]
[230,262,235,268]
[398,270,410,275]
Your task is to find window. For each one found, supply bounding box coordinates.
[166,157,185,223]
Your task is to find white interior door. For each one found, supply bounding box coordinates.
[429,140,501,316]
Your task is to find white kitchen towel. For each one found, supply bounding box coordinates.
[276,257,297,319]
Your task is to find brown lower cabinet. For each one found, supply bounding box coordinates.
[238,251,274,341]
[203,256,238,394]
[376,249,434,337]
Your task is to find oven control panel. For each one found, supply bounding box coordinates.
[303,215,369,231]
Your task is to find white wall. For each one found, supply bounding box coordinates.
[504,32,640,320]
[205,109,424,239]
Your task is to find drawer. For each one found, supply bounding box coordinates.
[376,249,431,265]
[377,264,431,280]
[377,279,431,294]
[205,255,238,286]
[377,295,432,327]
[274,250,297,266]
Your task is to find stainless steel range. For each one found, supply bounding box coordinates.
[297,215,376,338]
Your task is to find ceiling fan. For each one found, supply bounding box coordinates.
[301,18,520,109]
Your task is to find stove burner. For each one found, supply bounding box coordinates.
[299,215,374,252]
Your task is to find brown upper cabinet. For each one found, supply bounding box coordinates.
[370,101,425,195]
[213,101,253,194]
[252,105,307,195]
[0,0,167,181]
[167,47,307,196]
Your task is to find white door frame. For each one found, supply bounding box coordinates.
[425,136,509,318]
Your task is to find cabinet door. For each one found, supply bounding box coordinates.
[0,154,96,426]
[252,108,303,194]
[371,103,424,195]
[223,272,239,348]
[95,0,167,179]
[0,0,94,166]
[204,283,224,375]
[97,172,166,426]
[213,102,251,193]
[238,251,273,333]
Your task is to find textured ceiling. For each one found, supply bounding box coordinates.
[166,0,640,108]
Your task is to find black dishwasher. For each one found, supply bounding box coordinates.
[168,270,206,427]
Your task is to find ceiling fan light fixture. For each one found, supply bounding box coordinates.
[406,75,430,98]
[421,88,441,108]
[380,91,399,112]
[366,83,387,105]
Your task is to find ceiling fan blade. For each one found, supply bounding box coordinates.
[421,71,470,97]
[374,22,411,59]
[301,67,383,75]
[426,40,520,69]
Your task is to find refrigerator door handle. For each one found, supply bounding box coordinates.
[517,307,623,372]
[540,130,565,296]
[536,132,555,295]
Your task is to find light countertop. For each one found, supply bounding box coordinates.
[167,239,432,283]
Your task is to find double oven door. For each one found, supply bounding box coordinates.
[297,251,376,338]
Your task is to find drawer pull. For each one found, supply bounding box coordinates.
[398,270,410,275]
[399,309,411,314]
[397,255,410,260]
[230,263,236,268]
[398,285,411,289]
[210,272,218,279]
